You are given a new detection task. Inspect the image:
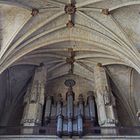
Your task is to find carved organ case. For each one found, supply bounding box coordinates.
[44,79,97,137]
[21,64,119,137]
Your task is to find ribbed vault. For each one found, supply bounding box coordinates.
[0,0,140,126]
[0,0,140,76]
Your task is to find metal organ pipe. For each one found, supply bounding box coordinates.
[44,96,53,124]
[56,94,63,137]
[66,87,74,118]
[77,114,83,137]
[78,94,84,116]
[87,91,96,124]
[68,119,73,137]
[66,86,74,136]
[57,115,63,137]
[77,94,84,136]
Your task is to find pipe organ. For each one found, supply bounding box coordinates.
[21,64,119,137]
[43,79,97,137]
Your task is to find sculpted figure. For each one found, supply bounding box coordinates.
[21,65,46,134]
[94,64,118,134]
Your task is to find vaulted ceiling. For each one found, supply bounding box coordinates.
[0,0,140,78]
[0,0,140,126]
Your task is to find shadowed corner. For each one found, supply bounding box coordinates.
[0,9,2,52]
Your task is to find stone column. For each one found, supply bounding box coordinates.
[21,65,46,134]
[94,64,118,134]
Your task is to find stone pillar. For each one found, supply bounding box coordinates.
[21,65,46,134]
[94,64,118,134]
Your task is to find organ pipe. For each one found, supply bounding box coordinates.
[77,94,84,136]
[78,94,84,117]
[68,119,73,137]
[44,96,53,124]
[65,79,75,137]
[56,94,63,137]
[77,113,83,137]
[87,91,96,123]
[66,86,74,119]
[66,87,74,137]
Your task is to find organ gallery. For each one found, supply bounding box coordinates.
[20,64,118,137]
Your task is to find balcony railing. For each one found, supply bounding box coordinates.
[0,126,140,136]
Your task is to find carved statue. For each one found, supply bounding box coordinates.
[94,64,118,134]
[21,65,46,134]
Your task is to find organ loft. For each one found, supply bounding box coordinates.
[20,64,118,137]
